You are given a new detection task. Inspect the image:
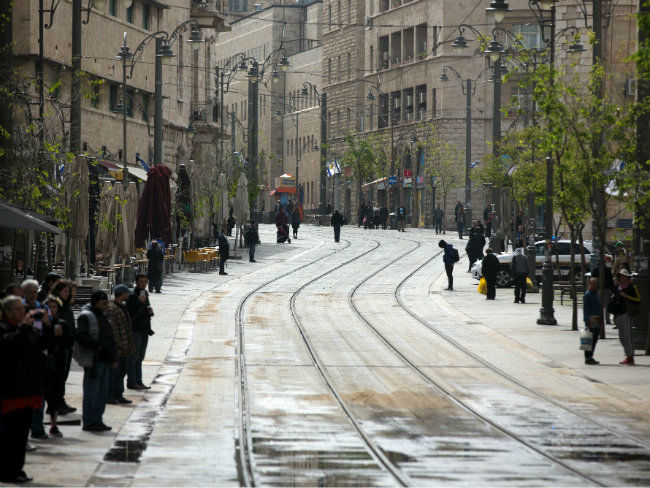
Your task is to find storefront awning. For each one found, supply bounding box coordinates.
[0,201,61,234]
[361,177,388,190]
[127,166,149,181]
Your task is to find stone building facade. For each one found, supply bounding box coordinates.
[12,0,224,183]
[214,0,322,212]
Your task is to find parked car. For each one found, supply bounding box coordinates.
[471,240,610,287]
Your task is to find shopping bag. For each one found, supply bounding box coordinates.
[579,329,593,351]
[526,276,534,291]
[478,277,487,295]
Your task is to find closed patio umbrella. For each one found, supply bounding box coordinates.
[96,182,117,259]
[115,184,129,258]
[124,182,139,256]
[234,173,249,224]
[135,165,172,248]
[67,155,89,272]
[213,173,229,230]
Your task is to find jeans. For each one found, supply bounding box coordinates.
[457,223,464,239]
[82,362,110,427]
[249,242,256,261]
[445,264,454,289]
[616,313,635,356]
[486,278,496,299]
[0,407,32,477]
[219,257,227,273]
[334,226,341,242]
[30,404,45,438]
[434,219,442,233]
[584,326,601,359]
[397,219,405,232]
[514,273,527,301]
[108,357,129,399]
[127,332,149,387]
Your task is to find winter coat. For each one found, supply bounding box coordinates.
[0,320,46,400]
[583,290,603,325]
[457,212,466,227]
[510,251,530,275]
[397,207,406,221]
[127,290,153,335]
[442,243,456,266]
[331,212,344,227]
[481,253,500,281]
[218,233,230,260]
[291,212,301,227]
[105,301,135,358]
[75,304,117,366]
[433,209,443,221]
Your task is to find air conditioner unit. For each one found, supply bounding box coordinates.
[406,95,413,106]
[418,92,425,104]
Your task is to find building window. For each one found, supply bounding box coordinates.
[347,0,351,25]
[347,52,351,79]
[432,88,437,117]
[230,0,248,12]
[142,4,150,30]
[369,46,374,72]
[109,0,117,15]
[126,3,134,23]
[337,55,341,81]
[109,84,118,112]
[127,89,134,117]
[142,94,149,121]
[328,4,332,28]
[512,24,545,50]
[337,1,341,27]
[347,107,351,129]
[177,35,184,99]
[328,58,332,83]
[90,81,100,108]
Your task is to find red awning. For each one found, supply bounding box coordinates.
[270,187,296,196]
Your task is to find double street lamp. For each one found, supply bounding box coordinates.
[116,21,203,181]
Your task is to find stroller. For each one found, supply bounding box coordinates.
[277,224,291,243]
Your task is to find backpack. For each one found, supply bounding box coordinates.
[452,248,460,263]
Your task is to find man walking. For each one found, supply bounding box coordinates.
[457,207,466,239]
[510,248,530,303]
[126,275,154,390]
[397,205,406,232]
[146,240,164,294]
[74,290,116,432]
[454,200,463,223]
[433,205,443,234]
[481,248,499,300]
[246,221,259,263]
[105,285,135,405]
[331,209,344,242]
[218,228,230,275]
[439,240,458,291]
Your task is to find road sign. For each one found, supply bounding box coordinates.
[388,176,397,186]
[403,169,412,178]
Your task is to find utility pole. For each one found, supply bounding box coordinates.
[247,62,259,192]
[320,92,327,213]
[70,0,82,156]
[231,111,236,153]
[492,54,502,236]
[465,78,472,227]
[218,67,225,162]
[153,37,163,166]
[295,108,300,197]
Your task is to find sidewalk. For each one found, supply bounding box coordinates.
[429,248,650,444]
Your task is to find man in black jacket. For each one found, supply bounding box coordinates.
[481,248,500,300]
[75,290,116,432]
[331,209,344,242]
[510,248,530,303]
[218,228,230,275]
[246,221,259,263]
[146,240,164,294]
[126,275,154,390]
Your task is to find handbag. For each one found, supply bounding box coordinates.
[526,276,534,291]
[478,277,487,295]
[606,296,625,316]
[579,329,593,351]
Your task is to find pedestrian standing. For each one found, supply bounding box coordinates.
[397,205,406,232]
[439,240,457,291]
[105,285,135,405]
[37,273,61,303]
[331,209,344,242]
[74,290,116,432]
[481,248,499,300]
[146,240,164,294]
[42,296,67,437]
[591,264,615,324]
[126,275,154,389]
[218,228,230,275]
[614,269,640,365]
[583,278,603,365]
[433,205,443,234]
[454,200,463,223]
[0,295,47,484]
[510,248,530,303]
[380,206,388,230]
[467,220,484,272]
[291,208,301,239]
[246,221,259,263]
[51,280,77,415]
[457,207,466,239]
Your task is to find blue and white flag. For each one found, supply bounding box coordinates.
[136,154,151,173]
[327,160,341,177]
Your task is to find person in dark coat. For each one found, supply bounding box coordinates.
[0,295,49,483]
[439,240,457,290]
[510,248,530,303]
[41,296,68,437]
[218,228,230,275]
[51,279,77,415]
[146,240,164,294]
[397,205,406,232]
[380,206,389,230]
[227,205,235,236]
[457,207,466,239]
[331,209,344,242]
[246,221,259,263]
[291,209,301,239]
[37,273,61,303]
[467,220,485,272]
[433,205,444,234]
[74,290,116,432]
[481,248,500,300]
[591,264,615,324]
[105,285,135,405]
[126,276,154,389]
[583,278,603,365]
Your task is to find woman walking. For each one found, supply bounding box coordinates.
[291,208,301,239]
[583,278,603,365]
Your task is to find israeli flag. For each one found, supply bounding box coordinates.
[327,160,341,177]
[136,153,151,173]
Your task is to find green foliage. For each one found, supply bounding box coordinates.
[340,133,380,183]
[418,122,463,208]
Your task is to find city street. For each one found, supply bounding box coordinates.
[25,225,650,487]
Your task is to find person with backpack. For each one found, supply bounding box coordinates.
[439,240,459,290]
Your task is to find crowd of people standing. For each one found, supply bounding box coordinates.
[0,273,155,484]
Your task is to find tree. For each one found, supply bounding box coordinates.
[340,133,379,208]
[419,124,463,234]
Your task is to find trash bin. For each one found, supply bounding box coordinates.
[389,213,397,230]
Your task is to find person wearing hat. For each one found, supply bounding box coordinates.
[74,290,116,431]
[481,248,499,300]
[105,285,135,405]
[614,269,640,365]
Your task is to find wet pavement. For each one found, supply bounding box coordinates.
[22,225,650,486]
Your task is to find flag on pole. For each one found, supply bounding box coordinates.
[327,160,341,177]
[136,153,151,173]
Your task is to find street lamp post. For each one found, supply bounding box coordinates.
[301,82,327,214]
[366,85,396,212]
[117,33,132,183]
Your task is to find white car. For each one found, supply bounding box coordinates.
[471,240,608,287]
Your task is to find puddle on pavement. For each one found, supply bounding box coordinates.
[104,440,148,463]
